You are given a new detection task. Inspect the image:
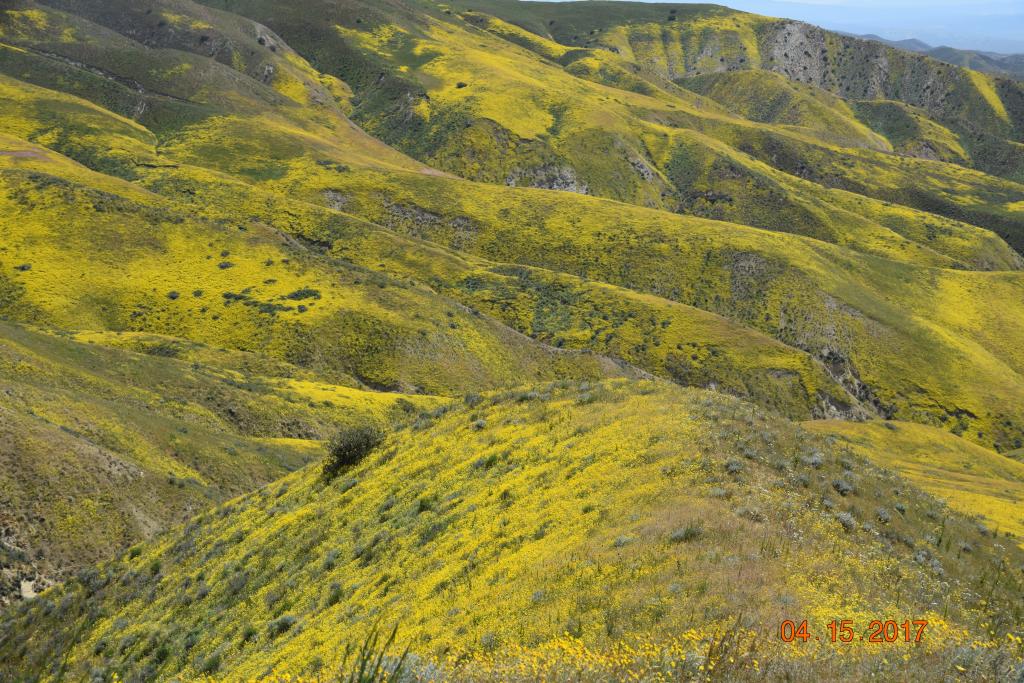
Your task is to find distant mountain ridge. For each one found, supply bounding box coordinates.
[850,32,1024,80]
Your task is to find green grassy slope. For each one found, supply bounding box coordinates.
[335,226,860,420]
[0,13,640,605]
[0,2,872,428]
[86,112,1024,453]
[258,166,1024,453]
[851,100,970,164]
[805,419,1024,539]
[0,318,445,606]
[0,0,415,170]
[2,0,1021,449]
[200,0,1024,251]
[0,128,626,395]
[469,1,1024,174]
[680,69,886,148]
[3,381,1022,681]
[923,46,1024,83]
[0,1,878,415]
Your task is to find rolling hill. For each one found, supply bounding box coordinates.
[0,319,444,606]
[1,0,1023,680]
[4,381,1023,681]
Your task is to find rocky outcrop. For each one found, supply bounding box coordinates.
[757,20,1020,137]
[505,164,589,193]
[0,520,53,607]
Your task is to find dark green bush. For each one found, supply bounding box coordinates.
[322,426,384,480]
[267,615,296,638]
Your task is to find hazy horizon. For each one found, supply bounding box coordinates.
[553,0,1024,54]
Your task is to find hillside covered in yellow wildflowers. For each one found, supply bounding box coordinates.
[6,381,1024,681]
[1,0,1023,680]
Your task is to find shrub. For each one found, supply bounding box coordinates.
[197,649,222,674]
[284,287,321,301]
[263,588,283,610]
[670,524,704,543]
[227,571,248,595]
[322,426,384,480]
[804,452,824,469]
[836,512,856,532]
[322,549,340,571]
[612,535,634,548]
[325,582,343,607]
[183,629,201,651]
[267,615,296,638]
[725,459,744,474]
[418,521,447,546]
[472,453,498,470]
[736,506,765,523]
[394,398,417,414]
[832,478,854,496]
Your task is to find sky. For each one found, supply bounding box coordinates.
[563,1,1024,54]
